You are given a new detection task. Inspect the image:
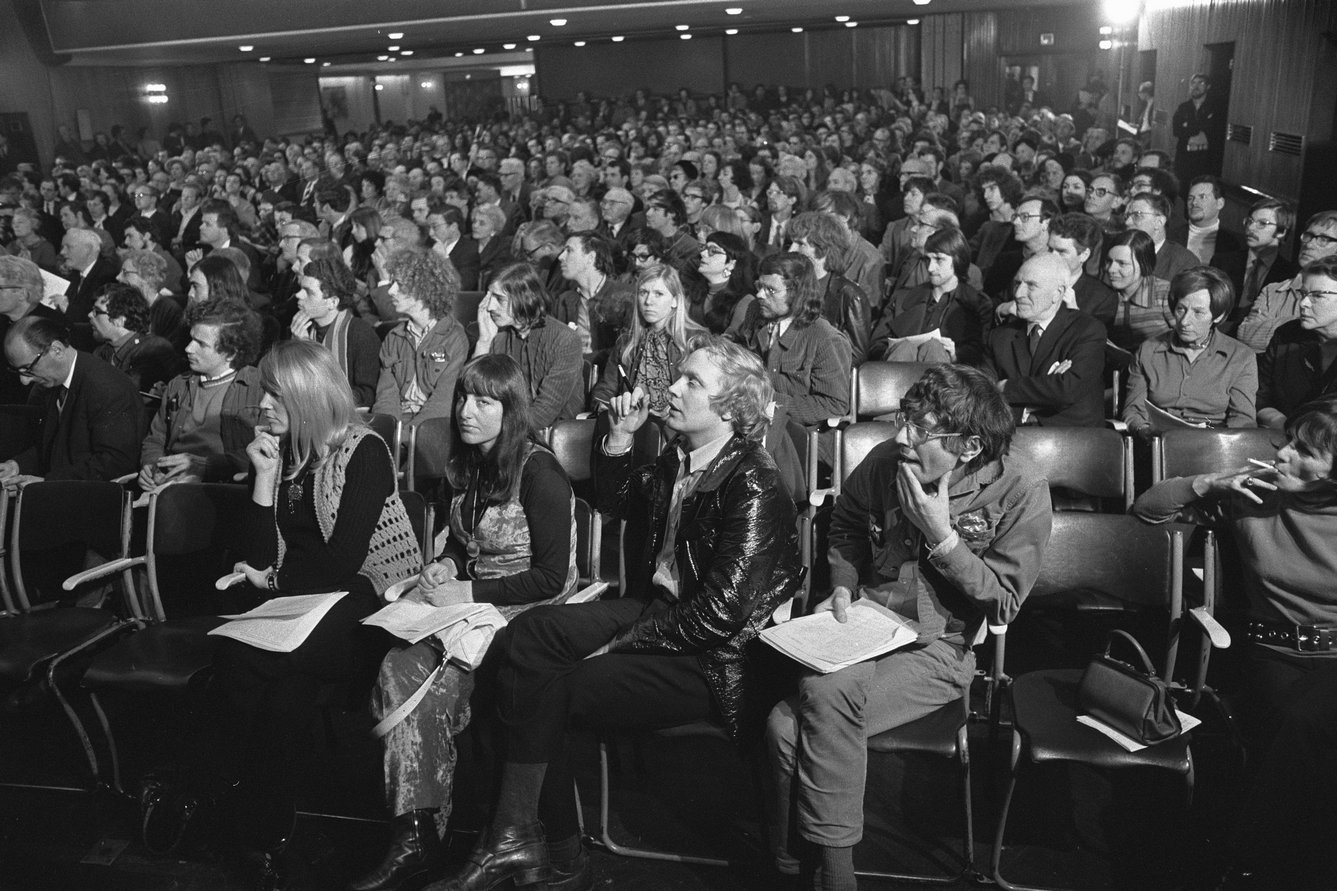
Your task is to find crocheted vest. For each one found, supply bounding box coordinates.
[448,443,578,619]
[273,427,422,597]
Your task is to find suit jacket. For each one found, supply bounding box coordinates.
[1212,249,1299,331]
[445,236,481,291]
[13,352,143,480]
[1167,221,1244,262]
[1153,239,1200,282]
[1257,320,1337,418]
[65,256,120,322]
[171,206,203,252]
[985,307,1107,427]
[871,282,992,367]
[1072,274,1118,330]
[476,236,513,292]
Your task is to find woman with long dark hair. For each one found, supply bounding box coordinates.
[695,232,756,336]
[354,355,577,891]
[473,263,585,429]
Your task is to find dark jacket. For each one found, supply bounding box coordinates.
[820,273,872,365]
[1257,320,1337,418]
[871,282,992,367]
[64,256,120,322]
[1167,221,1244,260]
[985,307,1107,427]
[476,237,513,292]
[491,318,586,428]
[444,236,481,291]
[93,331,181,398]
[1072,274,1118,330]
[739,314,852,427]
[13,351,143,480]
[1212,249,1299,331]
[596,434,802,740]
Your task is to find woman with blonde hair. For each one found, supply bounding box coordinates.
[219,340,422,888]
[591,263,706,415]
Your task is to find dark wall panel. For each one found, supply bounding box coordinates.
[1140,0,1337,212]
[536,37,725,101]
[723,32,810,94]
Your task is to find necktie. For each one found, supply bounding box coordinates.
[1242,256,1265,304]
[56,385,68,414]
[1027,325,1042,356]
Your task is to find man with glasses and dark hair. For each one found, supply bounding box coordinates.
[984,194,1058,303]
[643,190,698,264]
[0,314,142,485]
[1125,191,1198,281]
[427,205,479,291]
[1257,254,1337,430]
[553,232,631,360]
[1083,172,1125,225]
[766,362,1051,888]
[88,282,179,397]
[1216,199,1301,339]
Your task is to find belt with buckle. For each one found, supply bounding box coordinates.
[1247,620,1337,653]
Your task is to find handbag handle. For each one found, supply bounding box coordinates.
[1102,629,1159,677]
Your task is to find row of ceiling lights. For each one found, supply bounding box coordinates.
[232,6,933,65]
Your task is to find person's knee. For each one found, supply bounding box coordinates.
[766,698,800,768]
[797,668,867,723]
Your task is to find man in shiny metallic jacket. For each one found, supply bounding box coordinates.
[430,335,802,891]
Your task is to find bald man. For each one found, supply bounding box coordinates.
[984,253,1107,426]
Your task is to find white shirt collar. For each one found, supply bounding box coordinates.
[61,352,77,389]
[678,428,734,475]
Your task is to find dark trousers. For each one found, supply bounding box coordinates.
[1232,644,1337,887]
[491,597,714,839]
[207,589,383,843]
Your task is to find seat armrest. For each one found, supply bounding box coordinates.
[112,472,137,485]
[561,581,609,605]
[1106,419,1129,433]
[808,486,836,509]
[1188,606,1231,649]
[64,556,144,590]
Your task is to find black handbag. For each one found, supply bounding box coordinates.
[1076,629,1183,745]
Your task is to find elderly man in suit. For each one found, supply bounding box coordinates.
[0,315,142,484]
[985,253,1107,427]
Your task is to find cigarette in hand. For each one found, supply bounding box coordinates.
[1246,458,1276,470]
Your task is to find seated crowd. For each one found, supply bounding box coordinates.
[2,76,1336,890]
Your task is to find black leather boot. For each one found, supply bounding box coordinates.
[546,844,591,891]
[349,809,443,891]
[424,822,550,891]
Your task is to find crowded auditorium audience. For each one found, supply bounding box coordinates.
[2,67,1336,891]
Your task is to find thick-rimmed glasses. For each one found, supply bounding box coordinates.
[891,410,959,444]
[8,342,50,377]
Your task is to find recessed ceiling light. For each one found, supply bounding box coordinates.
[322,61,331,66]
[611,35,625,42]
[259,56,271,62]
[473,48,485,54]
[835,15,849,22]
[913,0,931,5]
[525,47,533,52]
[377,55,388,61]
[680,33,692,39]
[387,45,399,51]
[1099,39,1113,49]
[845,21,858,27]
[1099,25,1114,34]
[420,81,431,88]
[503,43,516,49]
[675,24,689,31]
[400,49,413,55]
[144,83,166,92]
[455,51,464,57]
[791,27,803,33]
[906,18,920,24]
[528,35,540,41]
[304,57,315,63]
[388,32,404,40]
[725,7,742,14]
[550,18,567,26]
[725,28,738,35]
[239,45,254,52]
[574,40,586,46]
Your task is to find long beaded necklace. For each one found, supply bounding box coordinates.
[285,457,309,513]
[463,468,492,565]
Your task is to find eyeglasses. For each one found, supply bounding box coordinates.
[1014,212,1045,223]
[1299,289,1337,301]
[1244,217,1278,229]
[891,411,959,444]
[1300,230,1337,247]
[600,198,630,207]
[701,245,727,258]
[683,193,705,202]
[1125,210,1160,221]
[1089,187,1114,198]
[757,282,787,297]
[8,342,50,377]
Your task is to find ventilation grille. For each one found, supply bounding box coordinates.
[1227,123,1252,145]
[1268,131,1304,156]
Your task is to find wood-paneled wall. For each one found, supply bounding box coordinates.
[1140,0,1337,214]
